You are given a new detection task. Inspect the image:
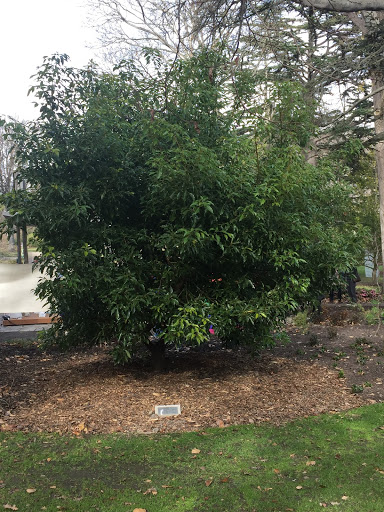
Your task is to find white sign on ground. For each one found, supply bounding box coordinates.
[155,405,181,416]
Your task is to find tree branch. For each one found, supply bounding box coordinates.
[298,0,384,12]
[322,85,384,128]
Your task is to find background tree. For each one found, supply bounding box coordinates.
[86,0,226,62]
[3,53,362,368]
[168,0,384,286]
[0,122,16,195]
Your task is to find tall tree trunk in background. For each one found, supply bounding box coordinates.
[372,72,384,290]
[366,11,384,289]
[303,6,319,165]
[22,226,29,264]
[345,10,384,288]
[16,227,22,264]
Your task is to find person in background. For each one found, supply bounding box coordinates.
[330,268,361,303]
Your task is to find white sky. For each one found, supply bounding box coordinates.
[0,0,99,121]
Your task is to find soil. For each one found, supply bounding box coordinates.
[0,302,383,435]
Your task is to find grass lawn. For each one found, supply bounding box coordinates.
[357,266,382,287]
[1,404,384,511]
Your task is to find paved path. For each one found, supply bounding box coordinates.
[0,263,49,314]
[0,325,51,341]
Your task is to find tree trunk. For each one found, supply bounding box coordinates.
[346,11,384,291]
[372,71,384,291]
[371,12,384,291]
[22,225,29,264]
[147,338,167,372]
[371,245,379,286]
[16,226,22,264]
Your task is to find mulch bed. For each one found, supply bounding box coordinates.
[4,302,383,435]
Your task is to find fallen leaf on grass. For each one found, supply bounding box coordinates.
[341,496,348,500]
[191,448,201,454]
[306,461,316,466]
[220,477,229,483]
[143,488,157,495]
[26,489,36,494]
[3,506,18,511]
[296,486,303,490]
[133,509,147,512]
[205,479,213,487]
[273,469,280,474]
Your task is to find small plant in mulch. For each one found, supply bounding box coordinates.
[333,351,346,361]
[357,354,369,365]
[351,384,364,394]
[338,369,345,378]
[293,311,309,333]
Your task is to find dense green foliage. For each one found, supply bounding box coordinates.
[2,52,362,365]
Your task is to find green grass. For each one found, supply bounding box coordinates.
[357,265,382,286]
[1,404,384,511]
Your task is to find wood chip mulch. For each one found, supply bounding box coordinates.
[0,337,365,435]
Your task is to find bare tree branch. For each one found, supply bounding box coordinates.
[298,0,384,12]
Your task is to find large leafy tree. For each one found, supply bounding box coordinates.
[3,52,362,367]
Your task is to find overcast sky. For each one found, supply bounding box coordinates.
[0,0,99,121]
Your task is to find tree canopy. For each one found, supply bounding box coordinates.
[2,52,363,367]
